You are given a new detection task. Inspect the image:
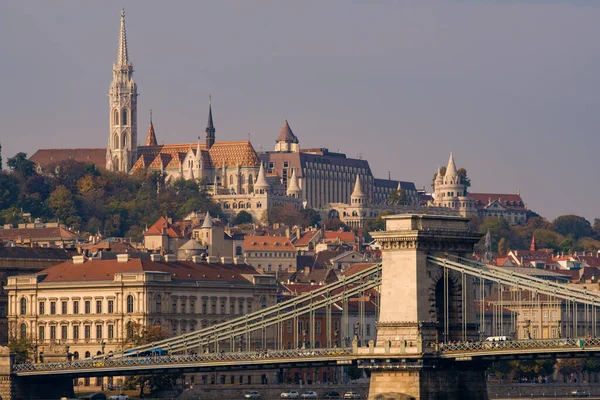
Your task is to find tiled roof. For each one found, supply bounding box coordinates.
[0,247,74,260]
[0,226,82,242]
[374,179,417,192]
[469,193,526,211]
[244,236,294,251]
[294,230,321,246]
[30,149,107,170]
[324,230,356,244]
[37,258,259,283]
[277,120,298,143]
[293,268,337,285]
[341,262,378,277]
[144,216,185,238]
[145,122,158,146]
[314,250,344,269]
[135,141,260,171]
[575,256,600,268]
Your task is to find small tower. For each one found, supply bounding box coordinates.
[275,120,300,153]
[351,175,366,206]
[145,110,157,146]
[205,97,216,150]
[107,9,138,172]
[254,163,270,195]
[194,137,203,181]
[286,169,302,198]
[530,235,537,252]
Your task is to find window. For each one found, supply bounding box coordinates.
[20,298,27,315]
[551,327,558,338]
[121,109,127,125]
[220,300,226,314]
[108,300,114,314]
[260,296,267,309]
[126,322,133,339]
[85,301,91,314]
[50,326,56,340]
[202,299,207,314]
[239,301,244,315]
[84,325,91,340]
[298,321,304,333]
[39,301,45,315]
[211,300,217,314]
[366,324,371,336]
[127,295,134,313]
[523,311,529,320]
[532,328,538,339]
[230,299,235,315]
[172,299,177,314]
[73,300,79,314]
[61,326,67,340]
[96,325,102,339]
[73,325,79,340]
[96,300,102,314]
[316,320,321,334]
[551,311,557,321]
[287,321,292,334]
[50,301,56,315]
[543,311,549,322]
[38,325,45,341]
[181,299,187,314]
[61,301,67,314]
[156,295,162,313]
[532,311,537,321]
[190,299,195,313]
[247,302,252,313]
[113,109,119,126]
[20,323,27,339]
[108,324,114,339]
[334,321,339,331]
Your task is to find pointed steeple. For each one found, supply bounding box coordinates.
[286,169,301,196]
[277,120,298,143]
[145,110,157,146]
[254,163,270,193]
[352,175,364,197]
[117,9,129,67]
[530,235,537,252]
[205,96,216,149]
[446,152,458,178]
[201,211,213,229]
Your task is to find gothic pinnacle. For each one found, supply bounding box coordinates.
[117,8,129,66]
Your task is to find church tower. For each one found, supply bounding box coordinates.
[106,9,138,172]
[205,98,216,149]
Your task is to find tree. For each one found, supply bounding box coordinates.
[552,215,593,240]
[7,152,36,179]
[301,208,321,228]
[0,173,20,209]
[388,189,408,205]
[47,185,80,228]
[532,229,564,252]
[497,238,507,256]
[593,218,600,240]
[478,217,515,251]
[233,210,253,225]
[432,166,446,187]
[457,167,471,187]
[8,337,33,364]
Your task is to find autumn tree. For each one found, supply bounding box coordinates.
[388,189,408,205]
[233,210,253,225]
[497,238,507,256]
[552,215,593,240]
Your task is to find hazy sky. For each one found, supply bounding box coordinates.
[1,1,599,222]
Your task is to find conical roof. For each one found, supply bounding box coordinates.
[201,211,213,228]
[116,9,129,66]
[206,102,215,132]
[446,153,458,178]
[145,113,157,146]
[351,175,365,198]
[277,120,298,143]
[254,163,270,189]
[179,239,207,250]
[286,169,301,194]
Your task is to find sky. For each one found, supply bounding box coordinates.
[1,0,599,222]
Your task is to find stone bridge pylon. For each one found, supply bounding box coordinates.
[368,214,486,400]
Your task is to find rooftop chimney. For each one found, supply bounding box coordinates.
[164,254,176,263]
[72,255,85,265]
[221,256,233,264]
[117,254,130,263]
[192,255,203,264]
[206,256,218,264]
[150,254,162,262]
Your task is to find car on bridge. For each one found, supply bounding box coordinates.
[244,391,262,398]
[300,391,318,398]
[280,390,300,398]
[571,389,590,397]
[343,392,361,399]
[324,391,341,399]
[80,394,106,400]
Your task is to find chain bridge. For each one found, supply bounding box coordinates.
[5,214,600,400]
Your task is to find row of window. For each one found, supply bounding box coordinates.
[158,296,265,315]
[222,202,261,209]
[24,323,116,341]
[21,295,135,316]
[247,252,295,258]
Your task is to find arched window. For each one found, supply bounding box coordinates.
[230,176,234,185]
[113,133,119,150]
[19,323,27,339]
[122,134,127,149]
[236,246,243,256]
[126,321,133,339]
[246,202,251,209]
[240,175,245,184]
[127,295,134,313]
[85,351,90,358]
[113,109,119,126]
[155,295,162,313]
[20,298,27,315]
[121,109,128,126]
[248,175,253,185]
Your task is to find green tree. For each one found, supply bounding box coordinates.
[593,218,600,240]
[478,217,515,250]
[8,337,33,364]
[47,185,80,228]
[233,210,253,225]
[532,228,564,252]
[388,189,408,205]
[0,173,20,209]
[552,215,593,240]
[457,167,471,187]
[301,208,322,228]
[432,166,446,187]
[7,152,36,179]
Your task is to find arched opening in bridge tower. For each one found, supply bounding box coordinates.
[434,276,463,342]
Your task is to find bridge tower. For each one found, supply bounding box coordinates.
[368,214,485,400]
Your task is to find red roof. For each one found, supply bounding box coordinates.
[144,216,185,238]
[341,263,379,277]
[30,148,107,170]
[38,258,258,283]
[244,235,294,251]
[294,230,320,246]
[469,193,526,211]
[0,226,82,242]
[324,230,356,244]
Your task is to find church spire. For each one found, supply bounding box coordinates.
[145,110,157,146]
[205,96,216,149]
[530,235,537,252]
[446,152,458,178]
[117,9,129,67]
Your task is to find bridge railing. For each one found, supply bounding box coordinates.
[438,338,600,353]
[13,347,353,373]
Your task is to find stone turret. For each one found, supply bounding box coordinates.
[351,175,366,206]
[286,169,302,198]
[145,110,157,146]
[205,98,215,149]
[275,120,300,153]
[253,163,270,194]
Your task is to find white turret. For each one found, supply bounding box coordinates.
[254,163,270,194]
[445,153,458,181]
[201,211,213,228]
[351,175,366,206]
[286,169,302,198]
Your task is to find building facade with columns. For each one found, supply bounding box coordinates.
[6,254,277,386]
